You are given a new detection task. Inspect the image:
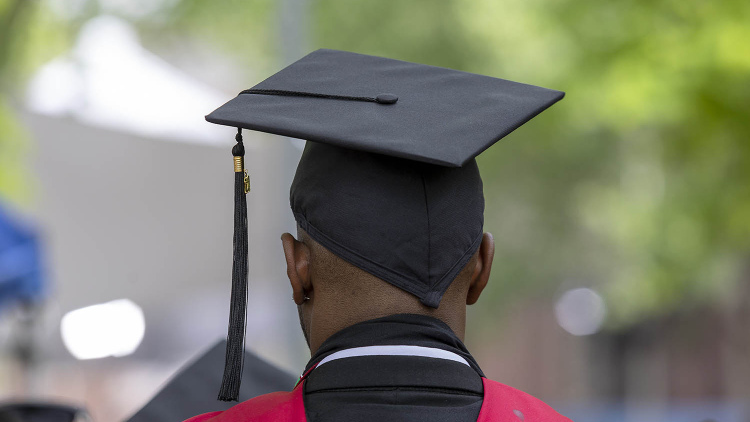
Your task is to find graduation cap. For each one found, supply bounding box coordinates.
[206,48,564,401]
[127,340,296,421]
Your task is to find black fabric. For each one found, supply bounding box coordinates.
[0,403,86,422]
[306,356,482,394]
[303,314,484,422]
[128,340,297,422]
[291,143,484,307]
[206,49,564,167]
[306,314,484,376]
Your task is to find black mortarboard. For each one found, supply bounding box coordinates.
[207,49,564,167]
[127,340,296,422]
[205,49,564,401]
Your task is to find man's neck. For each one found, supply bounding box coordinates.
[307,295,466,354]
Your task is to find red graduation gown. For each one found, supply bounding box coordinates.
[184,377,572,422]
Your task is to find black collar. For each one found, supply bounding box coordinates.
[305,313,484,377]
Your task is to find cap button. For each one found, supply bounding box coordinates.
[375,94,398,105]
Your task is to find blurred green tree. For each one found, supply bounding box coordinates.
[0,0,72,207]
[0,0,34,207]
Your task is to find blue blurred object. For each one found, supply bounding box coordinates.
[0,200,45,312]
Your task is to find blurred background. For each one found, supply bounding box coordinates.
[0,0,749,421]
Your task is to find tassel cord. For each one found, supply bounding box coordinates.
[218,129,249,402]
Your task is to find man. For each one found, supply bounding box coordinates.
[186,49,571,421]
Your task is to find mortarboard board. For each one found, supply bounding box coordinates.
[127,340,296,422]
[207,48,564,167]
[205,49,564,401]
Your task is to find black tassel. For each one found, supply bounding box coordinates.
[218,128,249,402]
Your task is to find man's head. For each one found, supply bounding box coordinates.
[282,141,495,353]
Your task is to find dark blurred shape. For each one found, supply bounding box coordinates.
[127,340,297,422]
[0,402,90,422]
[0,201,44,312]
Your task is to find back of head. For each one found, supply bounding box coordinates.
[290,142,485,308]
[299,226,479,332]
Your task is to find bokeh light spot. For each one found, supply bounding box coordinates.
[554,288,607,336]
[61,299,146,360]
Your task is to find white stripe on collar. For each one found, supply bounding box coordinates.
[316,345,470,368]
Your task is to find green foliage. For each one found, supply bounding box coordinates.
[157,0,277,75]
[0,0,37,208]
[0,100,32,207]
[308,0,750,327]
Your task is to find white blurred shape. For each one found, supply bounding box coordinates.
[25,58,83,115]
[61,299,146,360]
[554,288,606,336]
[26,15,231,144]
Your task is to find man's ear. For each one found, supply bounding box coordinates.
[467,232,495,305]
[281,233,312,305]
